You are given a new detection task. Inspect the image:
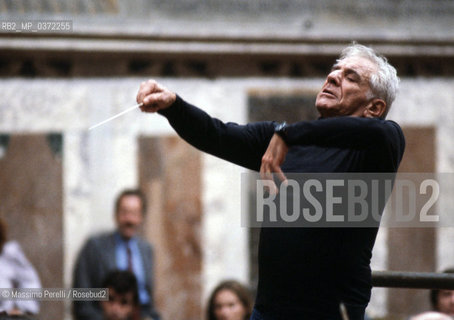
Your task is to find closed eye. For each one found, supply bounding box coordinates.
[345,69,361,82]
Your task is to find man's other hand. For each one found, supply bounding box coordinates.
[136,80,177,113]
[260,134,289,194]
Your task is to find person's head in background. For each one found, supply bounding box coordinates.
[114,189,147,240]
[430,268,454,316]
[101,270,139,320]
[207,280,252,320]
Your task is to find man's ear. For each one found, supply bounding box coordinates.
[364,99,386,118]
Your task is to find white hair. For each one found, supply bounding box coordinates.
[337,43,400,118]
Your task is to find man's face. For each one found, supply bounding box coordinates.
[101,288,136,320]
[437,290,454,315]
[316,56,377,118]
[115,195,143,240]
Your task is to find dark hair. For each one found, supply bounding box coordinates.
[0,217,7,254]
[114,189,147,216]
[206,280,253,320]
[102,270,139,306]
[430,268,454,310]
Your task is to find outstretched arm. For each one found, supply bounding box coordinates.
[136,80,275,171]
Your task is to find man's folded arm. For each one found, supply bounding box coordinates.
[285,116,404,153]
[158,95,275,171]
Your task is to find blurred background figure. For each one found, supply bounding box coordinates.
[73,189,159,320]
[206,280,253,320]
[0,217,41,316]
[101,270,141,320]
[430,268,454,317]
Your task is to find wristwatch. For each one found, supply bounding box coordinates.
[274,121,289,144]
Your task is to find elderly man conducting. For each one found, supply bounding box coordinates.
[136,44,405,320]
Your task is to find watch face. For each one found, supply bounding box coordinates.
[274,122,288,143]
[275,122,287,132]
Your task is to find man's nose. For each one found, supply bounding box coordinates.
[327,70,341,86]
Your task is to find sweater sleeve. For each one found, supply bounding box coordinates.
[158,95,275,171]
[285,116,405,168]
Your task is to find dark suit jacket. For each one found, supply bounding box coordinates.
[72,231,159,320]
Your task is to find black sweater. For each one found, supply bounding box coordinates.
[159,96,405,319]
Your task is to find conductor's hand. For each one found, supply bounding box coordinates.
[136,79,177,113]
[260,134,289,194]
